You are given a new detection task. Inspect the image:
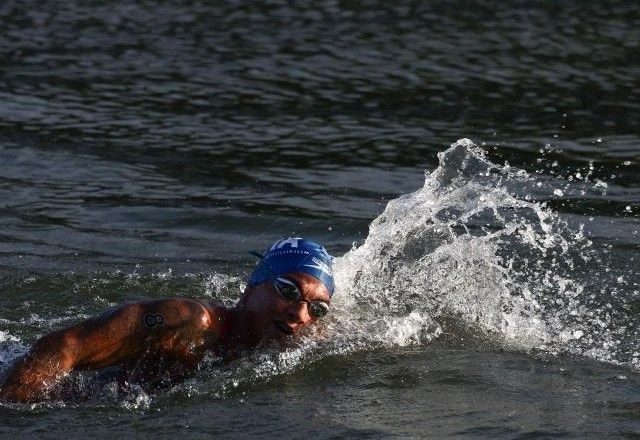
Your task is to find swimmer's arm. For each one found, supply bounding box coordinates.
[0,299,215,403]
[0,326,79,403]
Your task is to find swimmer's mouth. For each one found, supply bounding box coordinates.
[274,321,294,335]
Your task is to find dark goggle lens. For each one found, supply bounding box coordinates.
[274,278,301,301]
[308,301,329,318]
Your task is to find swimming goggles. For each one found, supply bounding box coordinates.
[273,277,330,318]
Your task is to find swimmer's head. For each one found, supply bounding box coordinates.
[248,237,335,296]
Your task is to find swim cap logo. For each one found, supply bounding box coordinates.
[270,238,301,251]
[302,256,332,277]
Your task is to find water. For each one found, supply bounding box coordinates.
[1,1,639,438]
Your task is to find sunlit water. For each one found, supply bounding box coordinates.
[1,1,639,438]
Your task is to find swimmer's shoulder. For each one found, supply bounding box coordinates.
[132,297,228,332]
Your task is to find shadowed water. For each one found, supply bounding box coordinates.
[0,1,639,438]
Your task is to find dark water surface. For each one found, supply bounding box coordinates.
[1,1,639,438]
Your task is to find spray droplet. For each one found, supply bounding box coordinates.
[553,189,564,197]
[573,330,584,339]
[625,206,632,212]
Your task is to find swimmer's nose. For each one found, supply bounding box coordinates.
[286,301,313,329]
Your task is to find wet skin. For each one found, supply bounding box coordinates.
[0,272,331,403]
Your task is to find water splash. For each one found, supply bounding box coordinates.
[331,138,636,367]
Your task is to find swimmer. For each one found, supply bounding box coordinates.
[0,237,334,403]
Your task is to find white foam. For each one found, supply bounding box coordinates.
[327,138,631,369]
[0,331,19,343]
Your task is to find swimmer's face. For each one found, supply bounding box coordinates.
[243,272,331,341]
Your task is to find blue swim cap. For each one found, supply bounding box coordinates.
[248,237,335,296]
